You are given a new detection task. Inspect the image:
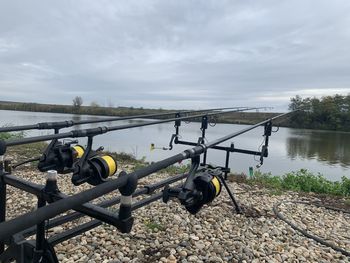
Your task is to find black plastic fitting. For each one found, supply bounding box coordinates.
[201,116,208,130]
[264,121,272,136]
[175,113,181,127]
[118,171,138,196]
[38,121,74,130]
[0,140,6,155]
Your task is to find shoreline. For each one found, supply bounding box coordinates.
[0,101,289,127]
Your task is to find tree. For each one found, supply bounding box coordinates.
[72,96,83,110]
[288,94,350,131]
[288,95,303,110]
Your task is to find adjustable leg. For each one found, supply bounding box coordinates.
[224,150,230,180]
[33,197,46,263]
[0,158,6,254]
[202,151,207,166]
[34,170,59,263]
[217,174,242,214]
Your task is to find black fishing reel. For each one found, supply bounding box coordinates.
[163,167,222,214]
[72,137,117,186]
[38,139,85,173]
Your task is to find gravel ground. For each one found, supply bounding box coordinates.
[3,162,350,263]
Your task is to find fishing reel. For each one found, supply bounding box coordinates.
[163,166,222,214]
[72,137,117,186]
[38,139,85,173]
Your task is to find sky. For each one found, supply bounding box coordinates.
[0,0,350,111]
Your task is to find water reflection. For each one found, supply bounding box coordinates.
[286,129,350,168]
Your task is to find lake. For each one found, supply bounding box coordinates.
[0,110,349,181]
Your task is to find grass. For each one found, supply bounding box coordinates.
[134,161,191,175]
[144,219,165,232]
[0,130,25,141]
[248,169,350,197]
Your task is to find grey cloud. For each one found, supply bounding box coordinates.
[0,0,350,110]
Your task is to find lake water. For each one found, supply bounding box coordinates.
[0,110,349,181]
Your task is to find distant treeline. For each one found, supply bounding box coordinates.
[289,94,350,131]
[0,101,170,117]
[0,100,278,125]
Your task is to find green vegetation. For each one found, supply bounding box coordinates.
[289,94,350,131]
[248,169,350,197]
[134,160,191,175]
[144,219,165,232]
[0,130,25,141]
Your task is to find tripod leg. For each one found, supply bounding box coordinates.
[218,174,242,214]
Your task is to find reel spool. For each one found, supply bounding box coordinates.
[38,140,85,174]
[184,169,222,214]
[163,168,222,215]
[72,154,117,186]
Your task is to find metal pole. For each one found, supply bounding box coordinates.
[33,197,46,262]
[224,150,230,180]
[0,156,6,254]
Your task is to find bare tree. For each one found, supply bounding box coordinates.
[73,96,83,110]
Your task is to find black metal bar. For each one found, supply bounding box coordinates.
[0,175,129,241]
[224,149,230,180]
[20,173,189,237]
[205,112,292,148]
[217,174,242,213]
[49,187,172,246]
[4,107,259,147]
[52,192,123,228]
[201,116,208,166]
[33,196,46,262]
[3,173,43,196]
[3,173,125,228]
[0,107,246,133]
[0,160,6,254]
[176,140,261,156]
[0,150,191,240]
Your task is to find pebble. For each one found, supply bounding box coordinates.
[179,250,187,257]
[5,167,349,262]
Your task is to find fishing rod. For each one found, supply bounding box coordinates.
[1,107,262,148]
[0,111,295,242]
[1,107,264,183]
[0,106,248,133]
[0,107,263,185]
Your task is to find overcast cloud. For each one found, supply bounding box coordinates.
[1,0,350,110]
